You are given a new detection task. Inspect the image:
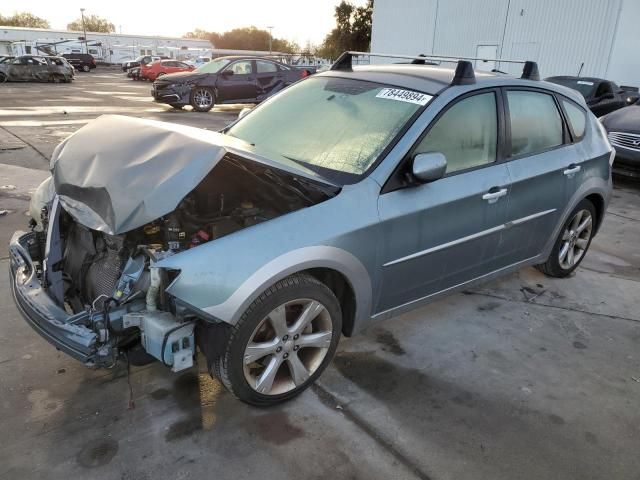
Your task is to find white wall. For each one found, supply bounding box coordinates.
[606,0,640,86]
[371,0,639,86]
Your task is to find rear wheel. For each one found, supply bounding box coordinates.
[0,72,6,83]
[190,87,214,112]
[212,274,342,406]
[536,199,596,277]
[82,65,90,72]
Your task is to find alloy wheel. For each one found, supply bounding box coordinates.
[193,89,213,109]
[558,209,593,269]
[243,298,333,395]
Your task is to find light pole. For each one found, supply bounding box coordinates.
[267,26,274,54]
[80,8,88,54]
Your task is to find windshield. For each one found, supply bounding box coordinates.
[227,77,430,181]
[196,58,230,73]
[548,78,595,97]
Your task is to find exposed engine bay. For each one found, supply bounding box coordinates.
[27,153,337,371]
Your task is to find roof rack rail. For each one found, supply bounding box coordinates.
[330,51,540,86]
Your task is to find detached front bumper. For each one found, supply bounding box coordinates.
[9,231,97,363]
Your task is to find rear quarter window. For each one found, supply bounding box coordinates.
[561,99,587,140]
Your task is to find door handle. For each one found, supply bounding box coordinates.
[482,188,508,204]
[563,164,581,176]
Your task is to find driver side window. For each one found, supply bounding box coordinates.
[414,92,498,174]
[228,61,253,75]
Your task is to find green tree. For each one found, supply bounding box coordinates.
[0,12,50,28]
[318,0,373,60]
[184,26,299,53]
[67,14,115,33]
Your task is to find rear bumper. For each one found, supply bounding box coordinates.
[9,231,97,363]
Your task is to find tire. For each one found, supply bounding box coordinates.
[190,87,215,112]
[157,72,165,78]
[211,273,342,406]
[82,65,90,72]
[0,72,6,83]
[536,199,596,278]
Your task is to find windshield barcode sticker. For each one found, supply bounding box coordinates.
[376,88,432,105]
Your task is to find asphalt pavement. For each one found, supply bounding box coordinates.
[0,70,639,480]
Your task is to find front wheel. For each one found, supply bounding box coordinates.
[212,274,342,406]
[82,65,90,72]
[190,87,214,112]
[536,199,596,277]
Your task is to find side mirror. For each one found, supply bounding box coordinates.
[238,107,252,120]
[221,69,234,76]
[412,152,447,183]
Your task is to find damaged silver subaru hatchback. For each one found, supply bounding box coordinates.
[9,53,614,405]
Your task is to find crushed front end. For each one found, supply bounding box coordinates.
[9,196,196,371]
[8,115,337,373]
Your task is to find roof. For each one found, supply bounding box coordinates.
[317,63,585,104]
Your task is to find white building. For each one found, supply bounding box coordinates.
[0,26,213,64]
[371,0,639,86]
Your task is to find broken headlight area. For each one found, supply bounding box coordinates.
[26,153,337,371]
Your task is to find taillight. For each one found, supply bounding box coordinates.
[301,69,309,78]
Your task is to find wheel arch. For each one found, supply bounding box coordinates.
[200,246,373,335]
[585,192,605,234]
[302,267,357,337]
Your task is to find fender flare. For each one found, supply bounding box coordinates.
[201,245,373,329]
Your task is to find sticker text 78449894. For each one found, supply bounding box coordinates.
[376,88,433,106]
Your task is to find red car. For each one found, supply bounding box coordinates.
[140,60,195,81]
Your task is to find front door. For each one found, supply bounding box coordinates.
[217,60,257,102]
[376,90,511,314]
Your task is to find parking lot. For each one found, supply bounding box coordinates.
[1,71,639,480]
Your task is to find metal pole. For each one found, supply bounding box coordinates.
[80,8,88,54]
[267,26,274,54]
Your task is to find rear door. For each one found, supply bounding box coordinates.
[376,90,512,313]
[255,60,284,101]
[217,60,257,102]
[498,88,576,264]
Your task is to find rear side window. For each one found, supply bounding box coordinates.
[507,91,563,157]
[561,99,587,140]
[414,92,497,174]
[256,60,278,73]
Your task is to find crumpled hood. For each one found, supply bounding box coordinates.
[603,106,640,132]
[50,115,278,235]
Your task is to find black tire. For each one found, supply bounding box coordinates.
[211,273,342,406]
[82,65,90,72]
[536,199,597,278]
[190,87,215,112]
[0,72,6,83]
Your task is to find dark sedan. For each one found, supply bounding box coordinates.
[151,56,309,112]
[545,76,639,117]
[601,99,640,178]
